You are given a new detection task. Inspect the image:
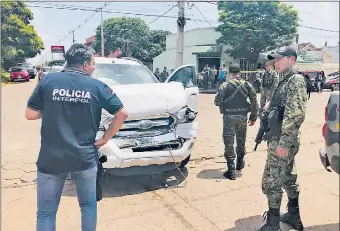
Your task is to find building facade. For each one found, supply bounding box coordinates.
[153,27,238,73]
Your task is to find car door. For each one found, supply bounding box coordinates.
[164,65,199,139]
[165,65,199,112]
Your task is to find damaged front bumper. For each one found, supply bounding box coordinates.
[97,131,196,169]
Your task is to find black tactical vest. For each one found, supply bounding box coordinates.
[222,79,251,116]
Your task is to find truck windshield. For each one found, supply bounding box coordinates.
[93,63,158,85]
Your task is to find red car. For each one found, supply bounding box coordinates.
[9,67,30,82]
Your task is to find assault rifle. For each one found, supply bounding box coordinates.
[254,111,269,151]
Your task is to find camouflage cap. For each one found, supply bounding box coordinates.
[229,63,241,73]
[267,46,297,60]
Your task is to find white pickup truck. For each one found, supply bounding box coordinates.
[66,57,199,175]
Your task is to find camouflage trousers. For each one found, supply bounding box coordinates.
[260,89,272,111]
[262,138,300,209]
[222,115,247,169]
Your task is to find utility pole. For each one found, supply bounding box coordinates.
[176,1,185,67]
[101,7,105,57]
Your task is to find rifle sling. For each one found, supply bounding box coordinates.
[224,80,248,104]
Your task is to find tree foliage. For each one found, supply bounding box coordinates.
[216,1,299,68]
[92,17,170,62]
[1,0,44,70]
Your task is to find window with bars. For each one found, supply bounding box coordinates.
[239,58,248,79]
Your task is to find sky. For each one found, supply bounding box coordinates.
[26,1,340,65]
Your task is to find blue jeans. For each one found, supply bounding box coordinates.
[36,166,97,231]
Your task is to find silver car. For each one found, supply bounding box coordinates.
[319,91,340,174]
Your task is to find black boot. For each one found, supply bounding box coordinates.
[236,158,245,171]
[223,165,236,180]
[280,198,304,231]
[257,208,281,231]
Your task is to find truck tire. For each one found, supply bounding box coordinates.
[331,83,339,91]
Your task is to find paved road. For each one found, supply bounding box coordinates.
[2,80,339,231]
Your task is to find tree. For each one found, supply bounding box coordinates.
[93,17,149,59]
[144,30,171,62]
[92,17,170,62]
[216,1,299,69]
[1,1,44,70]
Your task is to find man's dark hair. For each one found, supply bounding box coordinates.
[65,43,93,68]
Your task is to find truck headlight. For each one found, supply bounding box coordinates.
[173,107,197,123]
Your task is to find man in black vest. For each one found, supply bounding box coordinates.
[257,46,307,231]
[214,63,258,180]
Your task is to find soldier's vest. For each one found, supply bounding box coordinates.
[265,70,296,139]
[262,71,274,88]
[222,78,251,116]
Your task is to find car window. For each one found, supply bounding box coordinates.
[168,66,197,88]
[307,72,318,79]
[93,63,158,85]
[11,67,23,72]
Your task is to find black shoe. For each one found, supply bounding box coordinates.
[236,158,245,171]
[280,199,304,231]
[257,209,281,231]
[223,170,236,180]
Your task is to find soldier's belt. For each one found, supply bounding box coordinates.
[225,108,249,112]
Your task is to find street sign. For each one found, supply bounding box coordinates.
[51,45,65,54]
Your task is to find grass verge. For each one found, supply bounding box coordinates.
[1,71,10,86]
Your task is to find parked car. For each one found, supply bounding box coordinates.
[64,57,199,175]
[50,65,63,73]
[327,71,340,77]
[319,91,339,174]
[323,74,339,91]
[17,63,36,79]
[9,67,30,82]
[302,70,322,92]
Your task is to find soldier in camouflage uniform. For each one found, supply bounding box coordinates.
[257,47,307,231]
[214,64,258,180]
[260,62,279,113]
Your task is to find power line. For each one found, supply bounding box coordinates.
[37,1,113,64]
[27,4,179,19]
[28,3,338,34]
[148,4,178,25]
[299,25,339,33]
[191,3,214,27]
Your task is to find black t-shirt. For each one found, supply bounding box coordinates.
[27,69,124,174]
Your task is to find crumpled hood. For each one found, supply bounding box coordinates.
[102,81,186,119]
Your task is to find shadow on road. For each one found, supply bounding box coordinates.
[6,80,29,85]
[62,167,188,198]
[223,215,339,231]
[197,168,243,180]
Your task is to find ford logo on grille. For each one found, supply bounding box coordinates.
[137,120,154,130]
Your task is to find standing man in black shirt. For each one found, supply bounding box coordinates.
[25,43,128,231]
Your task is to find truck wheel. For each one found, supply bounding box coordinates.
[179,155,191,168]
[331,83,339,91]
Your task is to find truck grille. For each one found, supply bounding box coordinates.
[114,115,176,138]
